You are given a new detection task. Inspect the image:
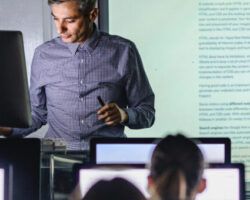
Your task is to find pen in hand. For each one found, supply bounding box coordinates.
[97,96,126,125]
[97,96,105,107]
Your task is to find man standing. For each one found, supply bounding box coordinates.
[0,0,155,150]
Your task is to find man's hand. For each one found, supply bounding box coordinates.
[0,127,12,137]
[97,103,128,126]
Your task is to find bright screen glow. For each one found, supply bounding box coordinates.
[196,168,240,200]
[96,143,225,163]
[96,144,155,164]
[79,167,241,200]
[79,168,149,198]
[0,169,4,200]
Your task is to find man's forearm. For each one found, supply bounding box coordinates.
[125,105,155,129]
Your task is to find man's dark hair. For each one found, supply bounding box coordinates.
[48,0,97,15]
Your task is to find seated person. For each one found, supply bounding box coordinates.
[147,134,206,200]
[71,177,146,200]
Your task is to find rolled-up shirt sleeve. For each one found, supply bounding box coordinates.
[123,43,155,129]
[11,49,47,137]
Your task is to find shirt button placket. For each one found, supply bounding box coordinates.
[79,56,86,129]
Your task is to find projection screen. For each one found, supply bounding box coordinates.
[106,0,250,182]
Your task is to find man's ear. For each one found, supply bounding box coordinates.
[89,8,99,22]
[197,178,206,193]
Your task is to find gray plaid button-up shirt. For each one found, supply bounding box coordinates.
[12,25,155,150]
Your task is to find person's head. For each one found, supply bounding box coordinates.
[48,0,98,43]
[82,177,146,200]
[148,134,206,200]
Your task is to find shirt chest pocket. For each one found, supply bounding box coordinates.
[41,62,79,86]
[59,57,79,80]
[41,67,63,85]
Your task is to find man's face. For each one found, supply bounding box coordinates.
[51,1,94,43]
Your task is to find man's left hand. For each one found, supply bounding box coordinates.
[97,103,128,126]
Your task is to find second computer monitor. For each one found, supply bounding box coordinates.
[90,137,231,164]
[0,163,12,200]
[77,163,244,200]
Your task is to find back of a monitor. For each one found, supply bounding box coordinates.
[0,30,31,128]
[0,138,41,200]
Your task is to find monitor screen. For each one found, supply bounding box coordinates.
[196,164,244,200]
[95,143,154,164]
[198,143,225,163]
[0,163,13,200]
[0,30,31,128]
[90,138,230,164]
[0,169,4,200]
[78,165,149,198]
[77,164,244,200]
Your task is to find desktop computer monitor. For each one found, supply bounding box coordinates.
[76,163,244,200]
[196,163,245,200]
[0,163,12,200]
[89,137,231,164]
[0,30,31,128]
[76,164,149,198]
[0,138,41,200]
[0,168,4,200]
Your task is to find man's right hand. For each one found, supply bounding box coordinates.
[0,127,12,137]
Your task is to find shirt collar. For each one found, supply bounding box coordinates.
[67,42,79,55]
[65,23,100,55]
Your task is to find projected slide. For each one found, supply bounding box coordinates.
[109,0,250,180]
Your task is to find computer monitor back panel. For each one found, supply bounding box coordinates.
[0,139,40,200]
[0,30,31,128]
